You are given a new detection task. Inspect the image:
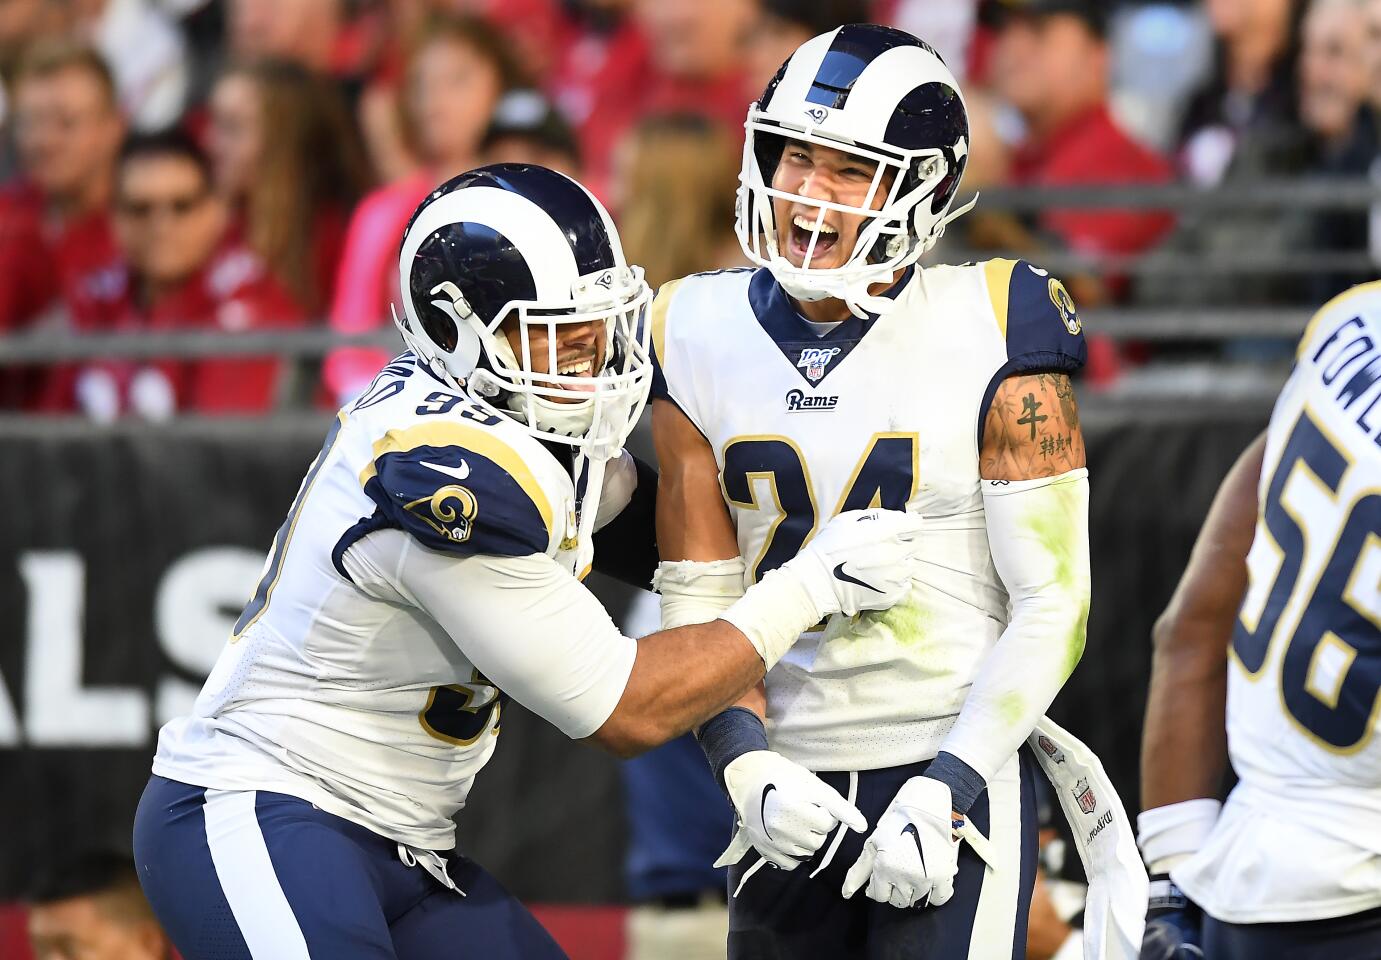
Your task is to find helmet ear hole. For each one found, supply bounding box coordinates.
[420,306,460,354]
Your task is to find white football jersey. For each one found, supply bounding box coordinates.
[153,354,633,851]
[653,261,1086,771]
[1176,282,1381,923]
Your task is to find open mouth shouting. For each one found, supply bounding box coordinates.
[787,211,841,265]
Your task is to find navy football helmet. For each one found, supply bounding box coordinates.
[395,163,652,458]
[737,24,974,316]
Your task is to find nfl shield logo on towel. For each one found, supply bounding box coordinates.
[1073,778,1096,815]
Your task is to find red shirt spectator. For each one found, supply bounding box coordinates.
[1010,103,1174,257]
[993,1,1173,258]
[0,182,117,334]
[50,243,306,416]
[45,130,306,418]
[324,16,524,404]
[0,42,124,408]
[2,44,124,332]
[323,171,434,405]
[549,0,755,202]
[206,60,371,315]
[220,204,350,317]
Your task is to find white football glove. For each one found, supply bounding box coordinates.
[842,776,960,909]
[715,751,868,870]
[782,508,925,618]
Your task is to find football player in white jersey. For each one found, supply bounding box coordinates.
[131,164,930,960]
[1139,281,1381,960]
[651,24,1096,959]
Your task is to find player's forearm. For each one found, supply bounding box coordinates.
[1140,433,1260,809]
[1140,617,1229,809]
[936,471,1090,811]
[935,584,1089,809]
[603,532,885,756]
[594,620,765,757]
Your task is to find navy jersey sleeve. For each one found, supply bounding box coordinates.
[979,259,1088,433]
[335,423,554,576]
[993,258,1087,374]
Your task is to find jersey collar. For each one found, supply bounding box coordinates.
[747,265,914,387]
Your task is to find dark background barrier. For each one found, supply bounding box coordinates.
[0,409,1267,902]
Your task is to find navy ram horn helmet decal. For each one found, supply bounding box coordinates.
[737,24,974,317]
[395,163,653,459]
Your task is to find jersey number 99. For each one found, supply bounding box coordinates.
[419,678,508,747]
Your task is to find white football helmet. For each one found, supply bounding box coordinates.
[395,163,653,463]
[737,24,974,317]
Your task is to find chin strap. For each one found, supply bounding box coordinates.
[776,265,910,320]
[570,452,606,575]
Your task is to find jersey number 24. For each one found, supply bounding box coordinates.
[722,433,918,582]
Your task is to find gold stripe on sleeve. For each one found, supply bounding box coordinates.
[983,258,1019,340]
[650,277,686,368]
[358,421,554,540]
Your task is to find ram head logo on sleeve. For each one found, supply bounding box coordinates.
[406,485,479,542]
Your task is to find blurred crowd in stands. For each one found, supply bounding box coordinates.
[0,0,1378,416]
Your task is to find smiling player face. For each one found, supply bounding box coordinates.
[770,138,895,271]
[502,317,607,402]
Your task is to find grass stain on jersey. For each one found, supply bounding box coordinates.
[872,597,936,646]
[1021,492,1078,590]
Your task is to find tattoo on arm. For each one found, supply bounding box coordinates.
[980,372,1087,481]
[1017,394,1047,440]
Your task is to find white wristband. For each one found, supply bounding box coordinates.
[653,558,747,629]
[1137,798,1221,873]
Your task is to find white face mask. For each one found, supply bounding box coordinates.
[410,267,649,463]
[480,273,651,457]
[736,122,975,318]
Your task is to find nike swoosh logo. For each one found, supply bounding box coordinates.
[833,563,881,593]
[421,459,470,482]
[760,783,777,841]
[903,823,927,871]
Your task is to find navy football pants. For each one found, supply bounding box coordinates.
[132,775,567,960]
[727,752,1039,960]
[1204,905,1381,960]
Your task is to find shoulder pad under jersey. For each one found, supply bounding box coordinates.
[981,258,1087,376]
[649,275,690,407]
[648,269,754,408]
[343,419,556,567]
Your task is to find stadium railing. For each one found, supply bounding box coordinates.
[0,178,1372,409]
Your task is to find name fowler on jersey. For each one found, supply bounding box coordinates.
[1303,309,1381,442]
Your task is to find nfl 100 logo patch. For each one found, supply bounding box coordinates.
[797,347,842,382]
